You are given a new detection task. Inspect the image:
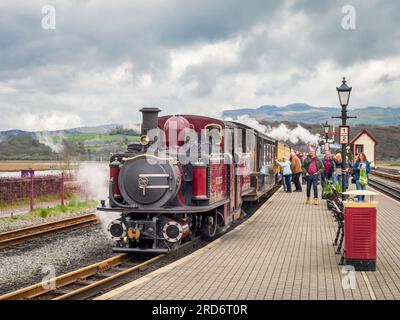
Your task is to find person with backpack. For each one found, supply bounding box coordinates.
[353,152,371,202]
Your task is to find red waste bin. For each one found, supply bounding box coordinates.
[343,190,379,271]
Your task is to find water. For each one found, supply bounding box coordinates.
[0,170,69,178]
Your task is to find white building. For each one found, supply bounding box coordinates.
[350,129,378,168]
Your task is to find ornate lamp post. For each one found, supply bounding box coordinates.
[333,77,356,196]
[323,120,330,150]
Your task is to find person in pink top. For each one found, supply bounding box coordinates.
[302,149,324,205]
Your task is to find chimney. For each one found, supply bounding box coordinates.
[140,107,161,136]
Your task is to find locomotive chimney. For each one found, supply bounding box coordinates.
[140,107,161,136]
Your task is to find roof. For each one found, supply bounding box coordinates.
[350,129,378,145]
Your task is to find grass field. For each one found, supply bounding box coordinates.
[0,161,77,172]
[0,198,97,222]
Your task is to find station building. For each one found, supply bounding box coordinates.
[350,129,378,168]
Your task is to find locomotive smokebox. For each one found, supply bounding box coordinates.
[140,107,161,137]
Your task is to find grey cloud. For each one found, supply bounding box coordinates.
[0,0,400,131]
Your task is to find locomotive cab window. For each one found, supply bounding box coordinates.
[204,123,223,154]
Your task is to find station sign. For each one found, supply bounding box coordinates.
[339,126,350,144]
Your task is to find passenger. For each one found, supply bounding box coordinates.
[345,157,352,190]
[276,156,292,193]
[321,150,336,190]
[290,151,303,192]
[353,152,371,202]
[301,152,307,185]
[302,149,324,205]
[333,152,343,187]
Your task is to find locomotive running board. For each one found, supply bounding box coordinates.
[98,199,230,213]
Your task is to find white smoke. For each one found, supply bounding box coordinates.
[75,162,120,238]
[123,122,141,133]
[231,115,320,145]
[36,132,64,153]
[75,162,108,200]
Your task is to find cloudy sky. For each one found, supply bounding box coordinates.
[0,0,399,131]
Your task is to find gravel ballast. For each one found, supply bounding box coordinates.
[0,224,115,295]
[0,209,97,233]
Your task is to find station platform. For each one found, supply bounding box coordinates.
[96,187,400,300]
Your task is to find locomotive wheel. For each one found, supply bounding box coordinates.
[202,213,218,241]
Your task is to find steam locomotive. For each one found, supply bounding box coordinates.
[98,108,291,253]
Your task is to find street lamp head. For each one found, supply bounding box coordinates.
[336,76,352,107]
[323,120,330,133]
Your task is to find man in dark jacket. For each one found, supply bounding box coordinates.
[302,149,324,205]
[321,150,336,189]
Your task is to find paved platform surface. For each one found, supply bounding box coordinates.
[97,187,400,300]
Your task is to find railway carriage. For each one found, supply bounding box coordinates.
[98,108,289,253]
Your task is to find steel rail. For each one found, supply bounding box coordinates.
[53,237,198,300]
[369,178,400,202]
[0,253,129,300]
[0,237,198,300]
[0,213,98,249]
[371,170,400,181]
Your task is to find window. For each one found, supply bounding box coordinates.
[355,144,364,155]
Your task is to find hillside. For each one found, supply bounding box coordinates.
[0,107,399,161]
[223,104,400,126]
[0,125,139,161]
[0,136,57,160]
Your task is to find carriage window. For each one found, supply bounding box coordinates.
[204,124,223,146]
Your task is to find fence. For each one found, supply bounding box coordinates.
[0,172,86,216]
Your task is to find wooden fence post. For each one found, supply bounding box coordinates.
[30,173,34,211]
[61,171,65,206]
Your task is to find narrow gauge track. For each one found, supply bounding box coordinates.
[371,169,400,181]
[0,213,98,249]
[0,237,198,300]
[369,178,400,202]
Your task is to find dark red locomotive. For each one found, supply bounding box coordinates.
[98,108,286,253]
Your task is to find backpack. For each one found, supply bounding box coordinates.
[359,168,368,186]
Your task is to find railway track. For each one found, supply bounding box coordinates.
[369,178,400,202]
[371,169,400,181]
[0,238,198,300]
[0,213,98,249]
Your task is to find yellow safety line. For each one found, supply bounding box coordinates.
[361,271,376,300]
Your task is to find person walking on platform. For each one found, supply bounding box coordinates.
[333,152,343,186]
[353,152,371,202]
[302,149,324,205]
[290,151,303,192]
[321,150,336,189]
[276,156,292,193]
[301,152,307,185]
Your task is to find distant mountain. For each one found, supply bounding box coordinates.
[0,129,35,138]
[223,104,400,126]
[0,124,120,138]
